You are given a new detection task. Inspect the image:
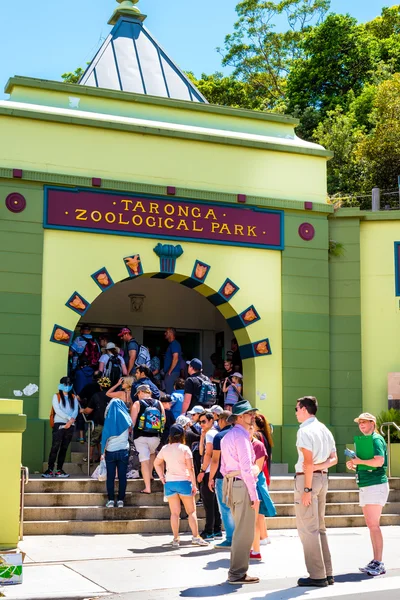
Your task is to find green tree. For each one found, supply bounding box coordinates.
[313,106,365,196]
[219,0,330,110]
[61,67,85,84]
[287,14,377,116]
[356,73,400,192]
[186,72,266,109]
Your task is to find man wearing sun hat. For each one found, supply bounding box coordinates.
[346,412,389,577]
[220,399,260,585]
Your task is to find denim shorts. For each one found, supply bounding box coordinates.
[164,480,192,498]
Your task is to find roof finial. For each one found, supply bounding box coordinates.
[108,0,147,26]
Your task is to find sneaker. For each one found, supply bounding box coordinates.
[366,561,386,577]
[200,531,214,541]
[327,576,334,585]
[192,536,209,546]
[172,538,180,548]
[214,540,232,549]
[359,560,378,573]
[116,501,124,508]
[41,469,54,478]
[250,551,262,560]
[105,500,115,508]
[260,537,271,545]
[213,531,223,539]
[55,470,69,478]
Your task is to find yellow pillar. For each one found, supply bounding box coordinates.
[0,400,27,550]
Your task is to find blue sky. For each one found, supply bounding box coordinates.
[0,0,398,99]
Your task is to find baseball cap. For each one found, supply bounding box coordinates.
[176,415,191,427]
[105,342,116,350]
[354,412,377,424]
[231,372,243,378]
[186,358,203,371]
[188,405,205,415]
[118,327,131,337]
[170,424,184,437]
[210,405,223,415]
[136,384,151,394]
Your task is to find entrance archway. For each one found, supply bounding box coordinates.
[39,230,283,425]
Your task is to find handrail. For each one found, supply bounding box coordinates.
[79,403,95,477]
[380,421,400,478]
[20,466,29,541]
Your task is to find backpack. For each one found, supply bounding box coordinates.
[198,376,217,407]
[83,339,100,368]
[138,398,164,434]
[105,355,123,385]
[135,344,151,368]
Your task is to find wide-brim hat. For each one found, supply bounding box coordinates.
[354,412,376,424]
[227,399,257,422]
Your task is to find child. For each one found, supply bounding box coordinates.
[170,378,185,420]
[222,372,242,411]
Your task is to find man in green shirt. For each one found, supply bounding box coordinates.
[346,412,389,577]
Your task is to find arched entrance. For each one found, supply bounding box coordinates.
[39,230,283,425]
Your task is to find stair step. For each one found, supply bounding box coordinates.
[24,505,206,521]
[28,478,164,493]
[23,513,400,535]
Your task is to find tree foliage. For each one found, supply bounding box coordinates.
[61,68,85,84]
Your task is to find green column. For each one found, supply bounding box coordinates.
[329,215,362,471]
[281,211,330,470]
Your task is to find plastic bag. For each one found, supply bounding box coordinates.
[23,383,38,396]
[91,458,107,481]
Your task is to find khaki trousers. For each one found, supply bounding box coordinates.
[228,479,256,581]
[294,473,333,580]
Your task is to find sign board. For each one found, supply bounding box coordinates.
[44,187,284,250]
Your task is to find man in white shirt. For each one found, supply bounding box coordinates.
[295,396,338,588]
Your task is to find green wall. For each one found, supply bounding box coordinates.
[281,212,331,470]
[329,216,362,471]
[0,180,45,471]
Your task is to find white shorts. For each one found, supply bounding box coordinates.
[135,436,160,462]
[359,482,390,507]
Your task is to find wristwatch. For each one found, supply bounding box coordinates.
[304,487,312,493]
[199,468,205,473]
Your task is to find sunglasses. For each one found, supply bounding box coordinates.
[199,420,208,425]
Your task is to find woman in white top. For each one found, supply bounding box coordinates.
[154,424,208,548]
[98,343,127,378]
[42,377,78,479]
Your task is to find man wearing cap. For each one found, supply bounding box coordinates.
[220,399,260,585]
[118,328,139,376]
[294,396,337,588]
[182,359,210,413]
[346,413,389,577]
[131,385,165,494]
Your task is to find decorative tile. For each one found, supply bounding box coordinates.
[124,254,143,278]
[91,267,114,292]
[219,278,239,300]
[191,260,211,283]
[50,324,73,346]
[65,291,90,316]
[227,305,261,330]
[240,338,272,359]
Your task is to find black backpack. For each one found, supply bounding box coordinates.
[105,355,123,385]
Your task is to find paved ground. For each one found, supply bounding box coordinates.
[1,527,400,600]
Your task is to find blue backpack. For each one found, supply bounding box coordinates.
[138,398,163,434]
[198,376,217,406]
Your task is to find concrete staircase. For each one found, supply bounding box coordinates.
[24,474,400,536]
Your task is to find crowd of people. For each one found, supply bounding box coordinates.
[43,325,390,586]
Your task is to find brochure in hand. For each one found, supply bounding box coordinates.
[354,435,377,471]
